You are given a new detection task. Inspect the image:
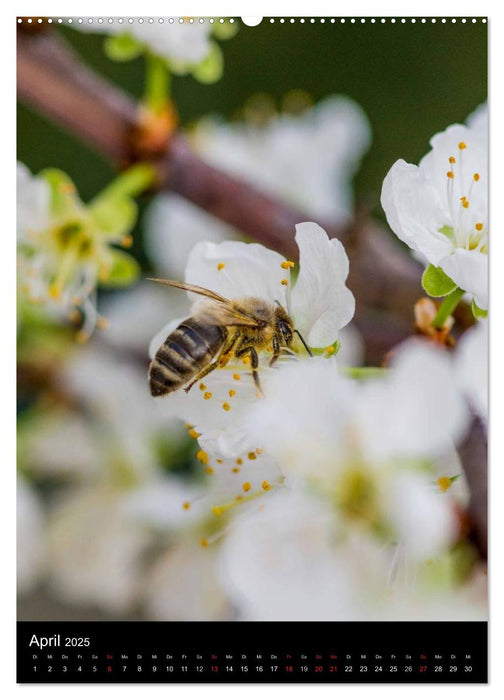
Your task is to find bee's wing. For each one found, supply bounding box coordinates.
[148,278,261,328]
[195,300,262,328]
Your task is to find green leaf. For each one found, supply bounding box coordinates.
[472,298,488,319]
[421,264,457,297]
[100,249,140,288]
[104,33,144,62]
[90,195,137,240]
[191,41,224,84]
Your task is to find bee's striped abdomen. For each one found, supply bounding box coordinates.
[149,318,227,397]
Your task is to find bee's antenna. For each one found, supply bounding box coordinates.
[147,277,173,285]
[294,329,313,357]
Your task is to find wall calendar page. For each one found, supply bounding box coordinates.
[16,14,488,685]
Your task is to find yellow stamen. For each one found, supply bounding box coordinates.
[182,501,191,510]
[216,458,223,464]
[236,458,243,465]
[121,235,133,248]
[200,538,208,547]
[242,357,251,365]
[437,476,452,492]
[475,223,484,231]
[458,142,467,150]
[248,452,257,461]
[232,467,240,473]
[212,506,223,516]
[199,383,207,391]
[281,278,288,286]
[205,466,214,475]
[229,389,236,397]
[462,199,470,209]
[446,171,454,179]
[196,449,209,464]
[242,482,252,492]
[448,156,456,164]
[96,317,109,330]
[280,261,295,269]
[203,391,212,400]
[256,448,264,455]
[262,480,271,491]
[222,402,231,411]
[217,262,226,271]
[473,173,480,181]
[233,373,241,380]
[188,428,200,439]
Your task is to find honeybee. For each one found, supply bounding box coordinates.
[148,278,311,397]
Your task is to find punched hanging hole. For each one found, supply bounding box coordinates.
[241,17,263,26]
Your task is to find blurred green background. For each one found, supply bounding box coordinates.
[18,19,487,213]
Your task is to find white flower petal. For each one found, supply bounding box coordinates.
[17,162,50,240]
[144,539,229,622]
[185,240,289,306]
[357,341,469,462]
[381,159,453,264]
[46,488,150,613]
[386,472,458,561]
[17,478,46,595]
[74,19,213,66]
[439,249,488,310]
[456,320,488,422]
[144,194,232,279]
[291,222,355,346]
[248,357,350,479]
[194,96,371,224]
[218,491,361,621]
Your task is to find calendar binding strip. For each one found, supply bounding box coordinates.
[16,17,488,25]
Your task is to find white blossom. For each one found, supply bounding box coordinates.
[456,320,488,423]
[17,162,139,338]
[218,487,486,621]
[17,477,46,595]
[381,104,488,309]
[145,96,370,278]
[76,18,213,67]
[245,341,468,560]
[17,162,50,241]
[46,485,151,613]
[149,223,355,459]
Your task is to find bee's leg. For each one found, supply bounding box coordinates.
[269,334,281,368]
[235,345,262,397]
[184,332,240,393]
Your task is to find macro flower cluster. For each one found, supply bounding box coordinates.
[17,19,488,625]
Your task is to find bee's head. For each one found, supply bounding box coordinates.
[274,305,294,346]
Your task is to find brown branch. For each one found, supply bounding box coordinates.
[17,28,427,362]
[458,416,487,560]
